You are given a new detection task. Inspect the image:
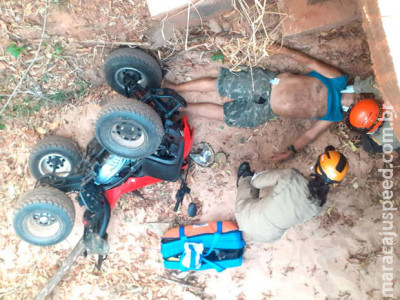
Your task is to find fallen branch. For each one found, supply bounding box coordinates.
[157,276,202,291]
[0,0,48,116]
[33,239,85,300]
[80,40,150,47]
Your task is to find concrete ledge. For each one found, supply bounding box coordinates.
[278,0,361,36]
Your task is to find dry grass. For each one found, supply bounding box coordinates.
[158,0,287,70]
[216,0,287,69]
[0,0,153,124]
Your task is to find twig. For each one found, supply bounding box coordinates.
[190,0,203,28]
[184,0,205,52]
[0,90,57,103]
[157,276,202,291]
[161,11,177,47]
[0,0,48,116]
[184,1,190,51]
[80,40,150,47]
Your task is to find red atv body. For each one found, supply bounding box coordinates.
[105,115,193,209]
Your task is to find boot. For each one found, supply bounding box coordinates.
[237,162,254,185]
[237,162,259,197]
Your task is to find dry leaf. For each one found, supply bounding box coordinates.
[35,126,47,134]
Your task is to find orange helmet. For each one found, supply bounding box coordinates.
[346,99,384,133]
[315,146,349,183]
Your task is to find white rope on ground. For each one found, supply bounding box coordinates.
[0,0,49,116]
[184,1,204,52]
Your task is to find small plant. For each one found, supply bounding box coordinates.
[0,116,5,130]
[49,90,70,103]
[75,80,91,98]
[210,51,225,64]
[51,43,64,58]
[53,43,63,57]
[6,44,26,59]
[42,74,51,83]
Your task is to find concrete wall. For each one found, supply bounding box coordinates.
[360,0,400,137]
[278,0,360,36]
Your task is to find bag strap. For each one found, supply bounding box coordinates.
[203,222,222,257]
[179,226,188,242]
[201,258,225,272]
[177,222,226,272]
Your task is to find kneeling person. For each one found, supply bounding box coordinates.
[235,147,348,243]
[346,98,400,155]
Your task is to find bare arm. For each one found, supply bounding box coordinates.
[270,120,334,162]
[293,120,334,151]
[274,46,344,78]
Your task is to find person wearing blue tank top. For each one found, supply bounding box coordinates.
[307,71,348,122]
[164,45,363,162]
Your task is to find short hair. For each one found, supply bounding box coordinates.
[308,174,330,206]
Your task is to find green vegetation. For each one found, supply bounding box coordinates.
[4,79,91,119]
[54,43,63,55]
[210,52,225,64]
[6,44,26,59]
[42,74,51,83]
[0,116,5,130]
[52,43,64,58]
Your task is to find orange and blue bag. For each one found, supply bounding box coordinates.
[161,221,245,272]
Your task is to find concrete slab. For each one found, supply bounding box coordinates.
[146,0,201,19]
[278,0,361,36]
[147,0,233,48]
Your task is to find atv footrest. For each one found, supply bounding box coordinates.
[80,182,107,213]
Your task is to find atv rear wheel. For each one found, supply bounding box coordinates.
[104,48,162,95]
[95,99,164,159]
[13,188,75,246]
[29,136,82,180]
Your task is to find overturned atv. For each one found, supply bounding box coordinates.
[12,48,204,268]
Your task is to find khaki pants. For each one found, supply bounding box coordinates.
[235,169,323,243]
[234,175,285,243]
[235,176,259,215]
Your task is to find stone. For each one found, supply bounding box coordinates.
[207,18,222,33]
[215,152,227,169]
[221,21,231,32]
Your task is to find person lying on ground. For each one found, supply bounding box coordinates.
[345,98,400,155]
[234,146,349,243]
[164,46,375,162]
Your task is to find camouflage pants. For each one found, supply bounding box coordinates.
[217,67,278,128]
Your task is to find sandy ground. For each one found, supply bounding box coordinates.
[0,1,399,299]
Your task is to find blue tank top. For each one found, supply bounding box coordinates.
[307,71,348,122]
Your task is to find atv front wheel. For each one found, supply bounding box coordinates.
[104,48,162,95]
[95,99,164,159]
[29,136,82,180]
[13,188,75,246]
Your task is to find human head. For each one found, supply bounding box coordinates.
[345,98,385,133]
[314,145,349,184]
[308,146,349,206]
